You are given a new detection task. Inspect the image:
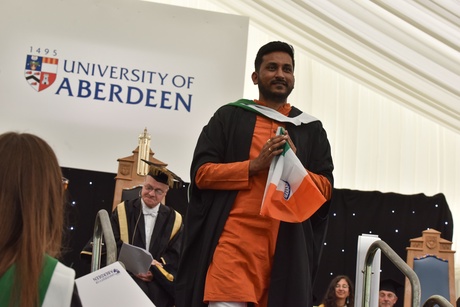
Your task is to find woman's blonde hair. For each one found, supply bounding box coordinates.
[0,132,65,307]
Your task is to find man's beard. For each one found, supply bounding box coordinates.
[258,82,293,103]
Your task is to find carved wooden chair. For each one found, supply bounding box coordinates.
[404,229,456,307]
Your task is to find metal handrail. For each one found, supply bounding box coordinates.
[423,295,453,307]
[362,240,421,307]
[90,209,117,272]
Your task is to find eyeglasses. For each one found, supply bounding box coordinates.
[143,184,166,196]
[335,284,349,289]
[379,292,396,299]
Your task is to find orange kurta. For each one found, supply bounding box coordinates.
[197,103,291,306]
[195,102,331,306]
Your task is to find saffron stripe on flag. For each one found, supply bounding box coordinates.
[260,127,326,222]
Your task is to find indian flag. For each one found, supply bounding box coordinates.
[260,127,327,223]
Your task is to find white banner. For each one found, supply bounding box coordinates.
[0,0,249,181]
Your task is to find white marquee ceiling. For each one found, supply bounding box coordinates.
[212,0,460,133]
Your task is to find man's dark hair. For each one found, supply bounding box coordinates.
[254,41,295,72]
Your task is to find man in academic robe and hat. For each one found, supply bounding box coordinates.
[379,279,402,307]
[110,164,183,307]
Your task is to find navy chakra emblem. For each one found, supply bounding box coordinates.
[24,55,59,92]
[282,179,292,200]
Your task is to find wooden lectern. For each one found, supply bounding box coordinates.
[112,129,167,210]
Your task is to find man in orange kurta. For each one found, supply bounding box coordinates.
[176,41,334,307]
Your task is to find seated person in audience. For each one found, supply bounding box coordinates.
[319,275,355,307]
[110,165,183,307]
[379,279,400,307]
[0,132,81,307]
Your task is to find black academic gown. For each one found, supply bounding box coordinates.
[111,198,183,307]
[175,104,334,307]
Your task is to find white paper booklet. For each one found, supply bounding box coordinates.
[76,261,155,307]
[118,242,154,275]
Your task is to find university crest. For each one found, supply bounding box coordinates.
[24,55,59,92]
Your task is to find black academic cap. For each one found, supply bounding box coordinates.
[380,278,403,295]
[141,159,184,189]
